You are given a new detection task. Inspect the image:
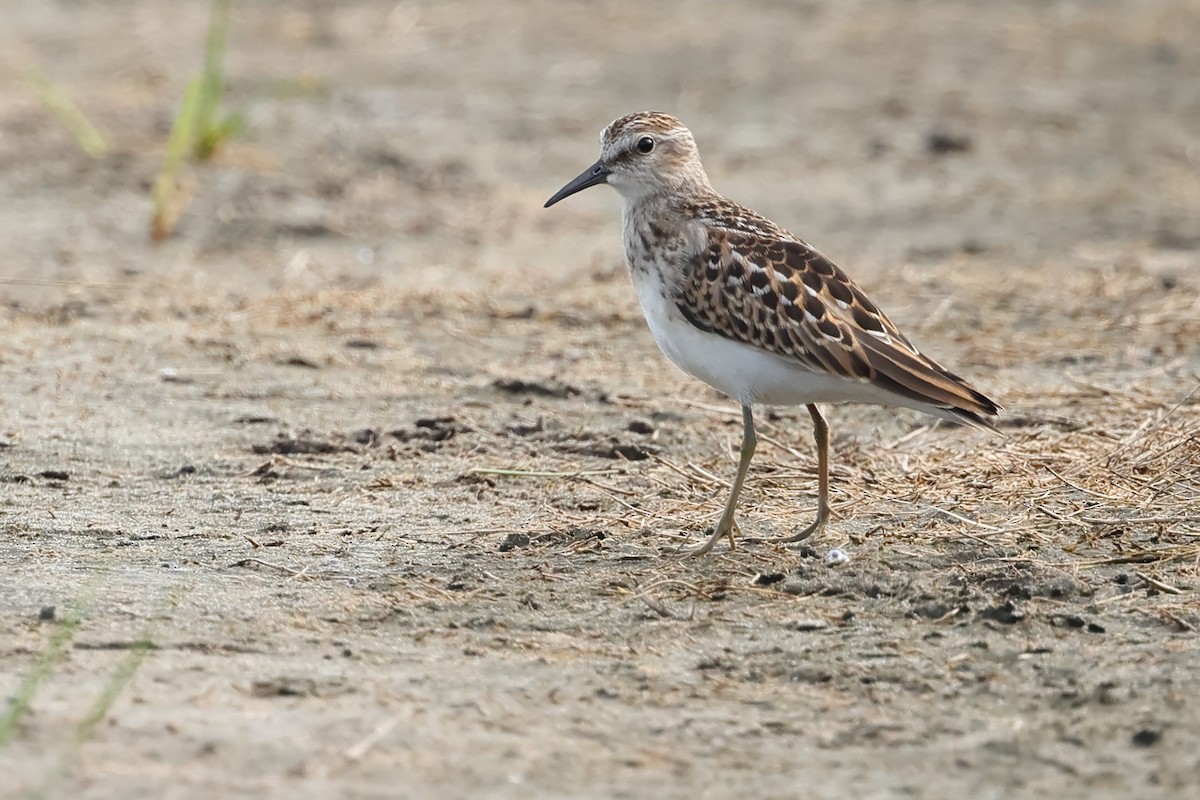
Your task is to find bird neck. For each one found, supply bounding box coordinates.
[623,179,717,220]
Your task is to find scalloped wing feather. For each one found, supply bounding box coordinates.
[677,221,1000,428]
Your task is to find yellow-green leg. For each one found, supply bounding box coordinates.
[776,403,830,543]
[689,403,756,556]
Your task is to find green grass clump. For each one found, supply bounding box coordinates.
[0,604,83,747]
[0,583,179,798]
[151,0,245,239]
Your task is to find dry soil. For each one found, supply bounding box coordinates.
[2,2,1199,798]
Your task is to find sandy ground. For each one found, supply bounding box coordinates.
[2,1,1199,797]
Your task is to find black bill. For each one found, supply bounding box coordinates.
[544,160,612,208]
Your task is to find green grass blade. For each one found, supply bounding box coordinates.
[22,67,109,160]
[73,640,154,745]
[29,585,183,799]
[0,604,84,748]
[196,0,233,160]
[151,75,204,239]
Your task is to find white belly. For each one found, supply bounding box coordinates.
[630,266,914,410]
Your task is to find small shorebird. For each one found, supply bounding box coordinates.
[545,112,1000,555]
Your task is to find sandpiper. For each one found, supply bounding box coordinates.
[545,112,1000,555]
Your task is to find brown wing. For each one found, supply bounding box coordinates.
[676,227,1001,427]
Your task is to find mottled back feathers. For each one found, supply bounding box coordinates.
[676,201,1000,427]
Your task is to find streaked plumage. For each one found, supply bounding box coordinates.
[546,111,1000,554]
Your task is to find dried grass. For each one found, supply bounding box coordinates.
[8,238,1196,631]
[410,255,1200,629]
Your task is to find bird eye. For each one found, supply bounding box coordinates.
[636,136,654,154]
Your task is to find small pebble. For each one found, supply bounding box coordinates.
[351,428,378,445]
[627,419,655,435]
[499,533,530,552]
[159,368,194,384]
[926,129,972,154]
[1131,728,1162,747]
[825,548,851,565]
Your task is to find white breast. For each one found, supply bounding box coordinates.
[628,261,900,408]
